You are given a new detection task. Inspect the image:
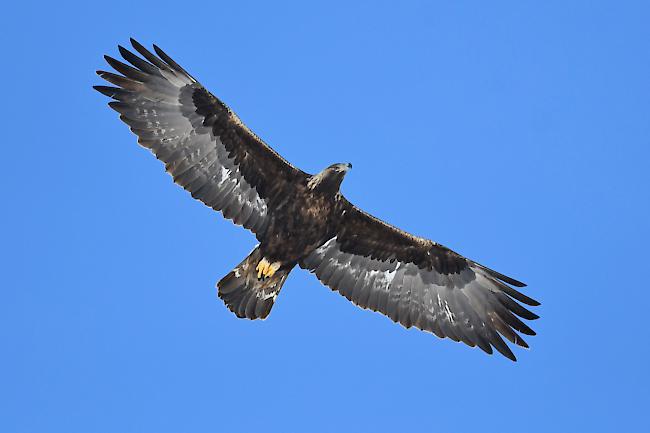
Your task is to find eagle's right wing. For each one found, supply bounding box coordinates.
[95,39,308,237]
[301,200,539,361]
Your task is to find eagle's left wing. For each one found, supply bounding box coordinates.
[301,199,539,361]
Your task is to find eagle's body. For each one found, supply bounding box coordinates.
[95,39,540,361]
[260,166,347,267]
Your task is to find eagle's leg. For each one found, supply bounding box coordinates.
[256,258,282,280]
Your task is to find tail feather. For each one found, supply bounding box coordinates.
[217,247,290,320]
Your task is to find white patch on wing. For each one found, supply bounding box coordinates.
[443,300,455,323]
[372,264,399,292]
[319,237,337,251]
[218,166,231,186]
[252,193,268,217]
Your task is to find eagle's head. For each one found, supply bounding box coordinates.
[308,162,352,192]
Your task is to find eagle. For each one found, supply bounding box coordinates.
[95,39,539,361]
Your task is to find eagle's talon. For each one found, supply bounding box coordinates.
[256,258,280,280]
[256,259,266,280]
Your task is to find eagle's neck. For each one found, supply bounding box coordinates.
[307,170,345,194]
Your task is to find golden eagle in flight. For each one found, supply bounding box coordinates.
[95,39,539,361]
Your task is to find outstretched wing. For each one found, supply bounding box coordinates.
[301,199,539,361]
[95,39,307,237]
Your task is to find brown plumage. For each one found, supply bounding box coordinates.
[95,39,539,361]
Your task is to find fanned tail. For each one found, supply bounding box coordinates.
[217,246,290,320]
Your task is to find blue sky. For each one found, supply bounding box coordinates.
[2,1,649,432]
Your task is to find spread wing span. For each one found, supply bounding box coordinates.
[95,39,307,237]
[301,199,539,361]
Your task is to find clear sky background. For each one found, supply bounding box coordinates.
[2,1,649,432]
